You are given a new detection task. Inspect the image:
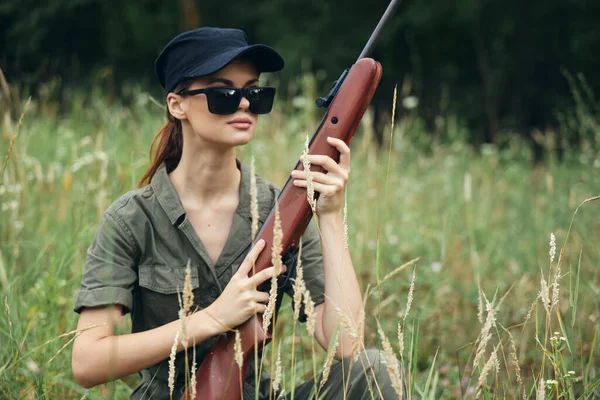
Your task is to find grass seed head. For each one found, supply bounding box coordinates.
[549,232,556,263]
[508,330,522,386]
[292,239,306,322]
[376,321,404,399]
[302,135,316,212]
[318,331,339,392]
[397,322,404,358]
[234,330,243,369]
[272,341,282,393]
[539,274,551,314]
[263,200,283,333]
[476,345,499,391]
[473,293,497,368]
[190,340,197,399]
[168,330,179,399]
[250,157,259,240]
[403,269,415,321]
[303,289,316,337]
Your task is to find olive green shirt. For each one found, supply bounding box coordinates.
[73,160,325,399]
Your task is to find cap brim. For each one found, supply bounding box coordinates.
[182,44,284,81]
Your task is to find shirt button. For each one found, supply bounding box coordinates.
[209,287,220,298]
[142,189,153,198]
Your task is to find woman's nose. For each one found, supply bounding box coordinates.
[238,96,250,111]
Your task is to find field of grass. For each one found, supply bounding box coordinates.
[1,83,599,399]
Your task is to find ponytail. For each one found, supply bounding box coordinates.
[138,108,183,187]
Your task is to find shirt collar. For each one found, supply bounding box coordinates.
[151,163,186,225]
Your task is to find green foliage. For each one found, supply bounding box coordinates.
[1,82,600,398]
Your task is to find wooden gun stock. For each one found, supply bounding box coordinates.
[184,58,382,400]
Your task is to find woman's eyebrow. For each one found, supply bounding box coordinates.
[207,78,260,86]
[207,78,233,86]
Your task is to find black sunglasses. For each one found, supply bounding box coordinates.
[177,86,276,115]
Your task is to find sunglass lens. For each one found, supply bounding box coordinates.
[248,87,275,114]
[207,88,241,115]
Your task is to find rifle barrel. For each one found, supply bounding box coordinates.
[357,0,402,61]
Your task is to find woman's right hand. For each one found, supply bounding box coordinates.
[205,239,286,331]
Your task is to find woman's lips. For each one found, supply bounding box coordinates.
[228,117,252,130]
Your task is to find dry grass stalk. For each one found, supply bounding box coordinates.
[263,199,283,332]
[551,264,561,308]
[234,330,243,369]
[250,157,259,240]
[0,251,8,290]
[46,323,102,365]
[179,261,194,348]
[343,190,349,249]
[376,321,404,399]
[524,298,538,325]
[0,67,11,109]
[168,263,195,398]
[302,135,316,212]
[550,232,561,308]
[379,257,420,286]
[476,345,499,391]
[333,302,362,357]
[539,273,551,314]
[473,293,497,369]
[356,306,365,350]
[549,232,556,263]
[272,341,282,393]
[477,282,484,325]
[318,331,339,392]
[303,289,316,337]
[168,330,179,399]
[507,330,522,386]
[4,296,11,330]
[292,239,305,322]
[190,340,197,399]
[397,322,404,359]
[2,97,31,178]
[403,268,415,321]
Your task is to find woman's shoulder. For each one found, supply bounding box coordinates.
[103,184,156,222]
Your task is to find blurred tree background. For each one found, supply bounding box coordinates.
[1,0,600,157]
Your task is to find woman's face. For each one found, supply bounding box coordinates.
[169,60,261,149]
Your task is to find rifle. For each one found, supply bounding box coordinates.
[185,1,400,398]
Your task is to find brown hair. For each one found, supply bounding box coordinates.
[138,81,192,187]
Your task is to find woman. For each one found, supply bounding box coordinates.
[72,27,399,399]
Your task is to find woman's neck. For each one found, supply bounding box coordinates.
[169,143,240,207]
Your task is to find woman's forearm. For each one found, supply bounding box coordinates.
[317,212,364,357]
[72,307,222,388]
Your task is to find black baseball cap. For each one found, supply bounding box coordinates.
[155,27,285,95]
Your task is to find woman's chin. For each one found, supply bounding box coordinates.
[227,127,255,146]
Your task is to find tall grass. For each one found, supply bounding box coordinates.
[1,76,599,398]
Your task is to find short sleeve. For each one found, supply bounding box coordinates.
[285,218,325,322]
[73,212,139,314]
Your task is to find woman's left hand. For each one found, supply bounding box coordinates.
[291,136,350,217]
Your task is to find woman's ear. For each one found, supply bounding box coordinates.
[166,93,187,121]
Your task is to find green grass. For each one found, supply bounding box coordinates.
[1,85,599,399]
